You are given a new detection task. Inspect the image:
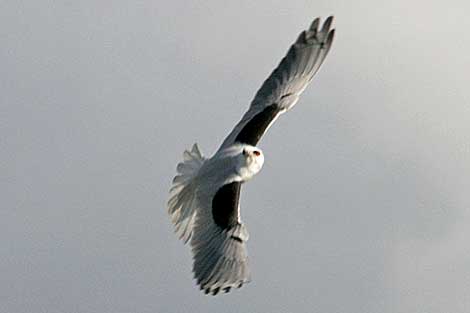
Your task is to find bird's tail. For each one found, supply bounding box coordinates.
[167,143,205,243]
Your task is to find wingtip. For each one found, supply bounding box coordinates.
[321,16,334,33]
[309,17,320,32]
[295,30,308,44]
[327,29,335,45]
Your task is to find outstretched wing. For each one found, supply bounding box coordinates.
[219,16,335,149]
[190,181,250,295]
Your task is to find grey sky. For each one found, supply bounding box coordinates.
[2,1,470,312]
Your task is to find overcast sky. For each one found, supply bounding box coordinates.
[2,1,470,312]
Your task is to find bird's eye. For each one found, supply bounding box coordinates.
[253,150,261,156]
[242,149,247,156]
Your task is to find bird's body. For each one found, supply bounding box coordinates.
[167,16,335,295]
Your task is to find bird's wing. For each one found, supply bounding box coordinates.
[218,16,335,149]
[190,181,250,295]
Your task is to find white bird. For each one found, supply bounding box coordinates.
[168,16,335,295]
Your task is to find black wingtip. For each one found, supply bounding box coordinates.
[321,16,334,34]
[295,30,307,44]
[327,29,335,45]
[309,17,320,32]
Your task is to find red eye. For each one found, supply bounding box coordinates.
[253,150,261,156]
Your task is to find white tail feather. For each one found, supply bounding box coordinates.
[167,143,205,243]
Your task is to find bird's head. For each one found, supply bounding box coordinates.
[236,145,264,180]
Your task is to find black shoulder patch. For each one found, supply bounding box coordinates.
[212,182,241,229]
[235,104,280,146]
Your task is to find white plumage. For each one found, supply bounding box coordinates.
[168,16,335,295]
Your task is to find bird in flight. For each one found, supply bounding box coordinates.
[167,16,335,295]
